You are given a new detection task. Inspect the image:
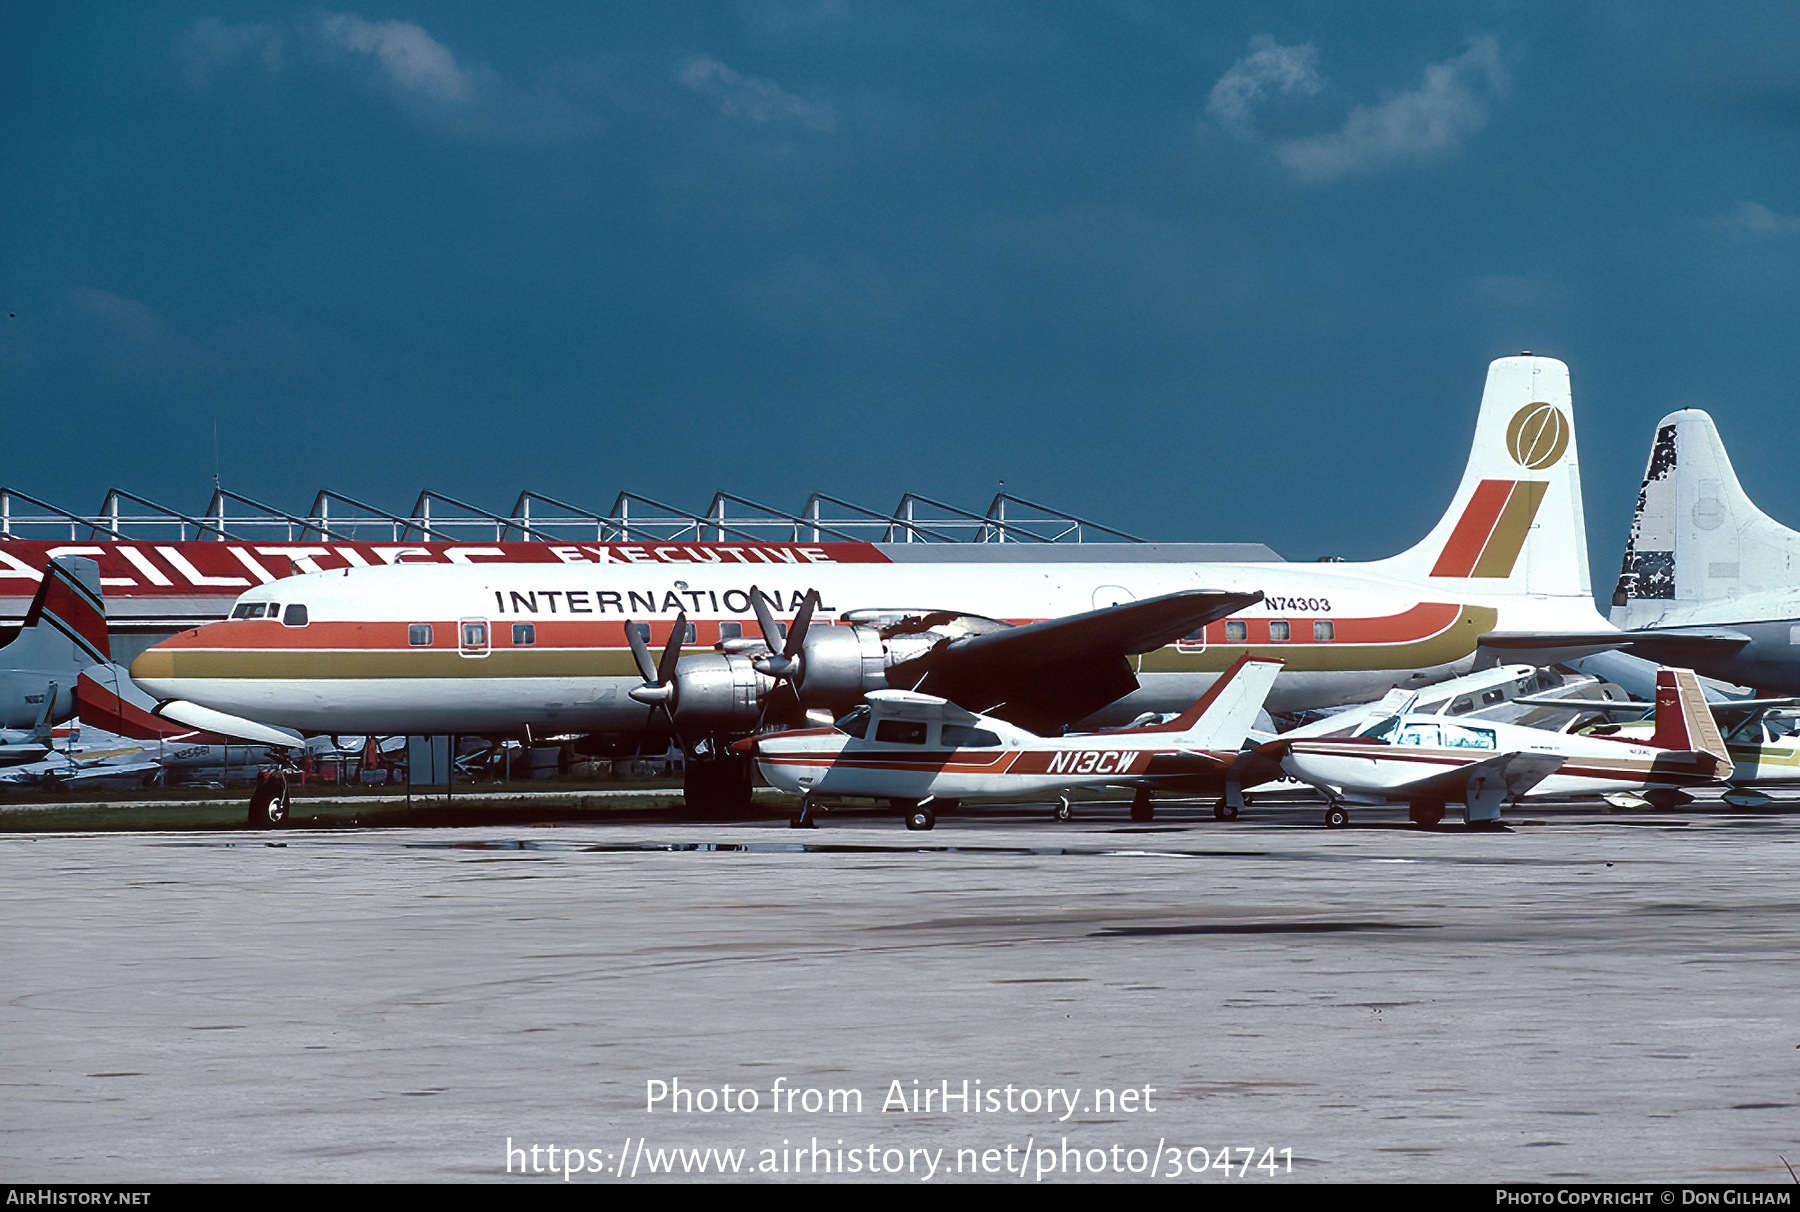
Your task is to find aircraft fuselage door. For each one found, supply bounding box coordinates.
[460,618,491,658]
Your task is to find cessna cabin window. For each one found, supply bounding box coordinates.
[874,719,928,745]
[1269,620,1291,642]
[834,705,871,739]
[1442,725,1497,750]
[282,604,308,627]
[409,624,433,646]
[512,623,536,646]
[1224,621,1247,643]
[1396,722,1441,747]
[941,724,1001,748]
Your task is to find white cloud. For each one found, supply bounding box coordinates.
[1274,37,1505,181]
[1205,37,1322,140]
[318,14,474,104]
[1731,201,1800,236]
[678,55,836,132]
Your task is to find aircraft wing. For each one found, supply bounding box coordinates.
[1382,750,1565,803]
[889,589,1264,735]
[1481,627,1753,664]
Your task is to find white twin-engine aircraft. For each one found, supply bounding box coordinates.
[133,355,1611,810]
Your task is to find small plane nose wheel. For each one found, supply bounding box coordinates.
[1129,786,1154,823]
[1324,803,1351,829]
[791,794,819,829]
[1213,799,1239,821]
[1054,796,1073,823]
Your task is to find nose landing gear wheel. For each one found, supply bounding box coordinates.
[904,806,936,831]
[1324,803,1351,829]
[248,770,289,828]
[1054,797,1073,822]
[792,795,819,829]
[1213,799,1239,821]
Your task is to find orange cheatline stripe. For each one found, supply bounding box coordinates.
[1431,479,1516,578]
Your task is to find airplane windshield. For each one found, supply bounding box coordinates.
[834,705,871,739]
[230,603,268,619]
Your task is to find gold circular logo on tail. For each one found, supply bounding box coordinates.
[1506,402,1570,469]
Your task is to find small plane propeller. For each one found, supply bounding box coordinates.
[626,611,688,720]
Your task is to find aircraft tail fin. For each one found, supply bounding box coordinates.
[1652,667,1734,779]
[1125,655,1283,749]
[1373,356,1591,599]
[1611,409,1800,626]
[7,557,109,670]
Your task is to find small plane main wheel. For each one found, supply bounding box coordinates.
[1213,799,1239,821]
[791,795,819,829]
[1054,797,1074,823]
[1324,803,1351,829]
[1130,787,1154,823]
[1407,800,1445,829]
[904,806,936,831]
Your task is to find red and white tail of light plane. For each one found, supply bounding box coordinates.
[1266,666,1734,829]
[736,655,1283,830]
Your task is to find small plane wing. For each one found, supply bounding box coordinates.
[889,589,1264,735]
[1382,750,1565,803]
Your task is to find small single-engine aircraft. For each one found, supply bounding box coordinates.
[735,654,1283,830]
[1262,666,1733,828]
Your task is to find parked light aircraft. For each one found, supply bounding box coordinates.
[133,355,1611,810]
[1486,409,1800,690]
[1266,667,1732,828]
[738,654,1283,829]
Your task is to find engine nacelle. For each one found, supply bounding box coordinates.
[669,653,775,730]
[795,625,890,710]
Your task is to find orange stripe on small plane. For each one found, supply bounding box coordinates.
[1430,480,1515,578]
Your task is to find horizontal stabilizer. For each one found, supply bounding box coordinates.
[153,699,302,749]
[1481,628,1752,665]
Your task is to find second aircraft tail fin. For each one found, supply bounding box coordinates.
[1651,666,1734,779]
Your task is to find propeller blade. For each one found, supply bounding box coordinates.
[625,620,658,684]
[785,590,818,660]
[658,611,688,686]
[750,586,783,655]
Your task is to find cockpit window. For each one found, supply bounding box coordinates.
[231,602,267,619]
[834,705,871,739]
[941,724,1001,748]
[282,604,308,627]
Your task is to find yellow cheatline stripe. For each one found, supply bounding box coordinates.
[1138,607,1498,674]
[1471,481,1548,578]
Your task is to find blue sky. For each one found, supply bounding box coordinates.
[3,2,1797,586]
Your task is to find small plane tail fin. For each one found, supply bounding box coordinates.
[1373,356,1591,600]
[1611,409,1800,627]
[1125,655,1284,749]
[1652,667,1734,779]
[7,557,110,670]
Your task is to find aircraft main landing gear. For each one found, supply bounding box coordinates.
[1213,799,1239,821]
[902,798,937,831]
[248,769,289,828]
[1129,786,1154,823]
[1408,800,1445,828]
[1054,796,1073,822]
[1324,802,1351,829]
